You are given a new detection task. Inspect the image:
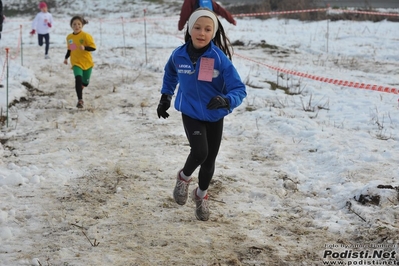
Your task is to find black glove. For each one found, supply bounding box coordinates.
[206,96,230,110]
[157,94,172,119]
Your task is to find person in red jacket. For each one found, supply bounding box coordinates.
[178,0,236,31]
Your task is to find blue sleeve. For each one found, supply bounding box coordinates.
[222,60,247,111]
[160,53,179,96]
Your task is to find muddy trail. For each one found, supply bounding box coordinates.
[1,38,398,266]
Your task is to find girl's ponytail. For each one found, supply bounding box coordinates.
[212,20,233,60]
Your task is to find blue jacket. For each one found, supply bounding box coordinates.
[161,41,247,122]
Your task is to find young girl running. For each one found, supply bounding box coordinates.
[30,2,53,59]
[63,16,96,108]
[157,8,246,221]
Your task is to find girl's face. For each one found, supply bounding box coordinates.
[191,17,214,49]
[71,19,83,34]
[40,7,48,13]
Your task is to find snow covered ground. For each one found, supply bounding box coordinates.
[0,0,398,265]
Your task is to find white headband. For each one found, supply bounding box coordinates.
[188,9,219,39]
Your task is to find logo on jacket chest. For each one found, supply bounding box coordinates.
[177,64,195,74]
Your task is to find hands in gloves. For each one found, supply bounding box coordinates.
[157,94,172,119]
[206,96,230,110]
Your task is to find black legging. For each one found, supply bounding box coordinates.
[182,113,224,191]
[75,75,83,100]
[38,33,50,55]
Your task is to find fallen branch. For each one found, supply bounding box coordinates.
[346,201,366,222]
[377,184,398,190]
[81,230,100,247]
[71,223,100,247]
[70,223,86,230]
[210,198,226,204]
